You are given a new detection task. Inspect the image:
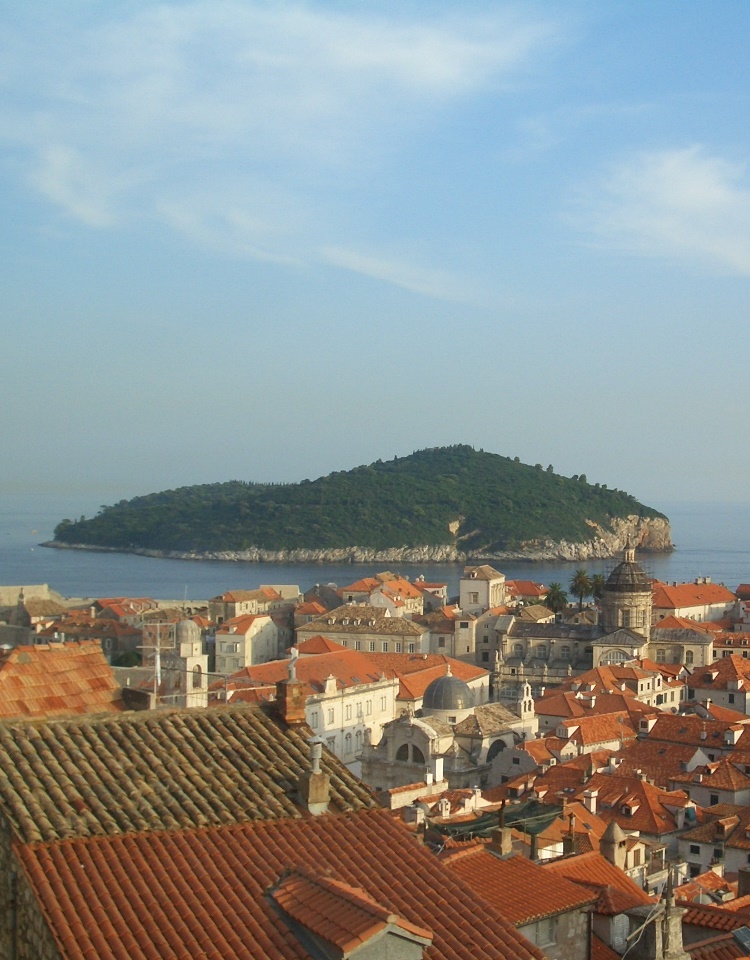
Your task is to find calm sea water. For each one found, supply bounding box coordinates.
[0,494,748,601]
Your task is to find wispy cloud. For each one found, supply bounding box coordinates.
[0,1,560,292]
[321,246,467,301]
[576,145,750,274]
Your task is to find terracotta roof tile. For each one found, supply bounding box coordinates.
[544,851,653,914]
[0,642,122,719]
[17,810,544,960]
[0,704,376,844]
[444,849,596,924]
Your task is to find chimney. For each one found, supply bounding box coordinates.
[275,656,307,726]
[298,737,330,816]
[582,788,598,815]
[562,814,577,856]
[738,867,750,898]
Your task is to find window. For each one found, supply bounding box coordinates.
[714,847,723,860]
[365,700,372,715]
[689,845,700,855]
[344,733,353,755]
[310,711,319,728]
[469,593,478,604]
[729,693,736,704]
[327,708,334,724]
[192,664,202,689]
[380,696,387,710]
[438,637,446,648]
[381,641,388,652]
[710,794,719,806]
[354,641,361,651]
[356,702,363,717]
[685,650,694,665]
[482,652,489,662]
[355,730,362,752]
[396,744,409,761]
[531,917,557,947]
[561,646,570,660]
[368,641,375,652]
[460,621,469,629]
[326,737,336,752]
[512,757,520,765]
[345,704,352,720]
[395,643,402,653]
[448,715,457,723]
[407,643,415,654]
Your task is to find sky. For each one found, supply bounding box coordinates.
[2,1,749,507]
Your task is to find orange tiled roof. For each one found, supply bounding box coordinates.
[443,849,596,925]
[16,810,544,960]
[654,615,717,633]
[679,901,750,932]
[271,867,432,953]
[652,581,737,609]
[0,704,376,844]
[607,740,702,789]
[216,613,271,634]
[217,649,391,700]
[544,851,653,915]
[294,600,327,617]
[670,757,750,793]
[295,634,347,654]
[648,713,741,747]
[561,712,639,747]
[0,642,122,719]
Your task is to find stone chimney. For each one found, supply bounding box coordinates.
[275,650,307,726]
[488,801,514,857]
[738,867,750,898]
[626,868,689,960]
[601,820,627,870]
[298,737,330,816]
[582,788,598,815]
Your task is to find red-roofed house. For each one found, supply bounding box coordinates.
[14,808,545,960]
[652,580,738,624]
[443,846,596,960]
[215,613,280,673]
[211,648,398,770]
[0,641,122,718]
[687,656,750,715]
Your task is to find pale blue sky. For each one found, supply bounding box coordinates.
[2,1,749,505]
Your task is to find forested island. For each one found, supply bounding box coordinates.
[49,446,672,563]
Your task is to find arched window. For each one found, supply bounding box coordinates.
[344,733,352,755]
[355,730,362,752]
[412,745,425,765]
[513,643,524,657]
[601,649,629,665]
[192,664,202,689]
[486,740,506,763]
[396,744,409,761]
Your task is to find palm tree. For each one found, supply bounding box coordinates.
[591,573,606,601]
[570,568,592,611]
[545,582,568,614]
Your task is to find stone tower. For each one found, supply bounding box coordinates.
[600,544,652,639]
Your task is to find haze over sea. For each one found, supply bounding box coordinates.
[1,495,748,602]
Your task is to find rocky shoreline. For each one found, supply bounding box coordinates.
[43,515,673,565]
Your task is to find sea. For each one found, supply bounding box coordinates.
[0,494,749,602]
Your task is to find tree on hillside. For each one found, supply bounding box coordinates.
[570,569,592,611]
[545,583,568,614]
[591,573,606,601]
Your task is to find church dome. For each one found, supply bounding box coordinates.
[423,668,473,712]
[175,619,201,644]
[605,545,651,594]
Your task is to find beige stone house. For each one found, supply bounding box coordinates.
[296,603,429,654]
[215,612,280,673]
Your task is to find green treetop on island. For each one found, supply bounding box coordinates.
[53,445,668,555]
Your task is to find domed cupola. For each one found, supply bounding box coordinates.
[604,544,652,594]
[422,665,474,724]
[601,543,652,638]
